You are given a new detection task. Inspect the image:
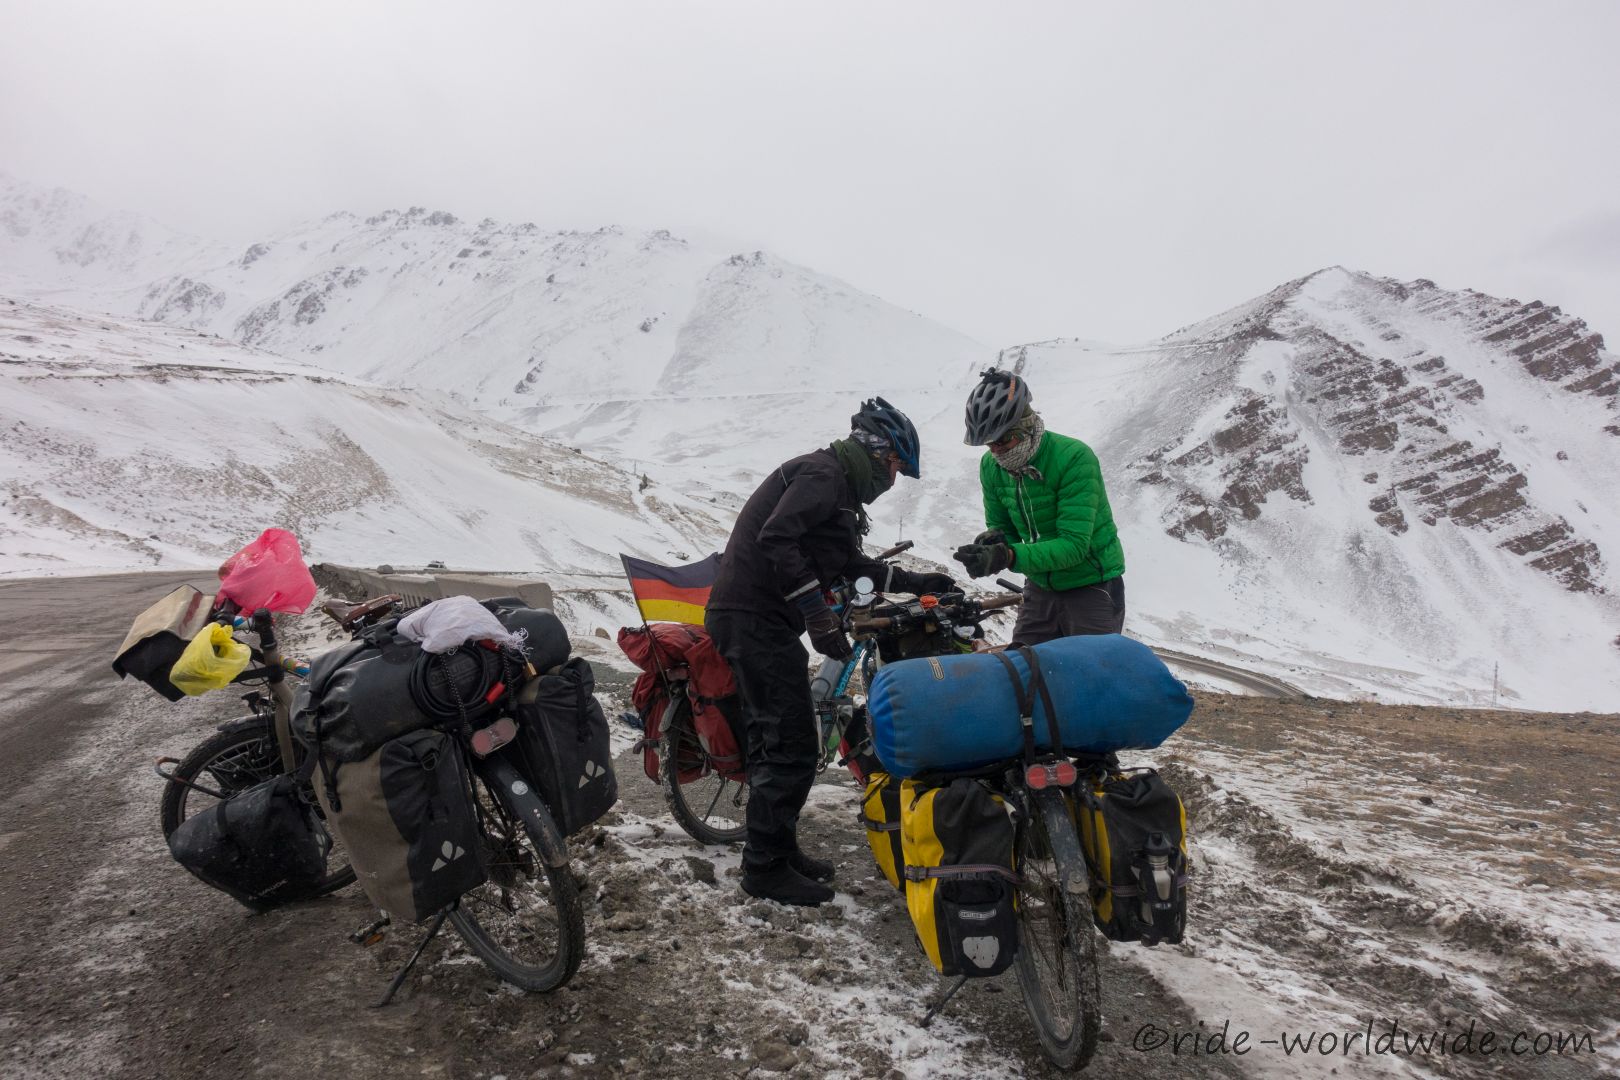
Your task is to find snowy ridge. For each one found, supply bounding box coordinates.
[0,298,730,575]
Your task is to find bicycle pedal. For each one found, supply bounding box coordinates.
[349,916,391,946]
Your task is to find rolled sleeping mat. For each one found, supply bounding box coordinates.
[869,634,1193,779]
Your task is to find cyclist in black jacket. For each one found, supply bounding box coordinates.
[707,398,951,905]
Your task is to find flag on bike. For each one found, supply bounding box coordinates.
[620,552,721,625]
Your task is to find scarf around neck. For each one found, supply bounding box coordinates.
[991,410,1046,478]
[832,438,886,529]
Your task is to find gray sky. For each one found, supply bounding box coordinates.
[4,0,1619,345]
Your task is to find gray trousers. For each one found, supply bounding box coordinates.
[1010,577,1125,647]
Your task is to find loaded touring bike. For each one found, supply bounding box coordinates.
[835,568,1104,1070]
[156,596,586,997]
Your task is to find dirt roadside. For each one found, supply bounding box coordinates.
[1,573,1614,1079]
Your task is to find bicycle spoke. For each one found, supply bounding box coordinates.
[703,777,729,821]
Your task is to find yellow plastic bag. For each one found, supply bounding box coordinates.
[168,624,252,696]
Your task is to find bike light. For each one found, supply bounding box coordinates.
[1025,762,1079,789]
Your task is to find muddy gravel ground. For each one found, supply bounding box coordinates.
[2,572,1615,1080]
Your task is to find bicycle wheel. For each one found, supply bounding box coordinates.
[1012,787,1102,1071]
[662,699,749,845]
[447,759,584,992]
[159,724,355,896]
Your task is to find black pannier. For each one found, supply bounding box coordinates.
[510,657,619,836]
[1075,768,1189,945]
[167,773,332,911]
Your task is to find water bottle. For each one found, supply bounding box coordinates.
[809,656,844,702]
[1139,833,1175,933]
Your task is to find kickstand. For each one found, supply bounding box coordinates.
[372,908,450,1008]
[920,975,969,1028]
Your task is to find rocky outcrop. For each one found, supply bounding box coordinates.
[1135,269,1612,592]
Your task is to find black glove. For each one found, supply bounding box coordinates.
[953,542,1014,579]
[973,529,1007,547]
[795,592,852,660]
[890,568,957,596]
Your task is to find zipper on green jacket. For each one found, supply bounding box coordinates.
[1014,475,1040,542]
[1013,474,1047,589]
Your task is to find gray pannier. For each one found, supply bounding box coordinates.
[312,728,486,923]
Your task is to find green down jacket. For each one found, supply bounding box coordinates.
[980,430,1125,592]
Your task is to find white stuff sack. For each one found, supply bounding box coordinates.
[397,595,526,654]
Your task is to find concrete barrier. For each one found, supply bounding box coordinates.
[313,564,553,612]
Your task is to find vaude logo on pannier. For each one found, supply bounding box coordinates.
[430,839,466,872]
[962,936,1001,969]
[577,760,607,788]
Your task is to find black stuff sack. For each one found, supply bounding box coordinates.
[313,728,486,923]
[1075,768,1189,946]
[481,600,571,675]
[510,657,619,836]
[292,622,505,764]
[167,773,332,911]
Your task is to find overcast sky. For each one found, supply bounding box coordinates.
[4,1,1619,345]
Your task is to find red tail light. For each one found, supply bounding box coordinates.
[1025,761,1079,789]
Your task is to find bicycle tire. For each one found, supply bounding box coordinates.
[159,724,356,897]
[662,699,749,846]
[1013,787,1102,1071]
[447,761,585,992]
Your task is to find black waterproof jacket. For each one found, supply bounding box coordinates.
[708,447,886,627]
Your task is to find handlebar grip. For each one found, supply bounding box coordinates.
[875,540,915,560]
[850,616,894,634]
[252,608,276,648]
[978,594,1023,610]
[995,577,1023,594]
[251,609,285,684]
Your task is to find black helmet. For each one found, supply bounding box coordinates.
[963,368,1032,445]
[851,396,921,478]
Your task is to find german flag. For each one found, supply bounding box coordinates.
[620,552,722,625]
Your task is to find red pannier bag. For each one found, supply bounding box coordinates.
[618,624,747,783]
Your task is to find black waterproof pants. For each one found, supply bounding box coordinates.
[704,608,818,874]
[1010,576,1125,646]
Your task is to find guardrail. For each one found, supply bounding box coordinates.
[313,564,554,611]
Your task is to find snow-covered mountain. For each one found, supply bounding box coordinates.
[986,269,1620,711]
[0,297,730,576]
[0,173,220,302]
[3,175,1616,710]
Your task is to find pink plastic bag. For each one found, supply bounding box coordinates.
[216,529,317,614]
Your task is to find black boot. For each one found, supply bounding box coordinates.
[788,850,835,884]
[741,862,834,907]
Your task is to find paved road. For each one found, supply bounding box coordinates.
[1151,647,1306,700]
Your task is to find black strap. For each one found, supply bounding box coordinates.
[904,863,1021,886]
[1015,646,1066,760]
[311,712,341,811]
[991,651,1038,765]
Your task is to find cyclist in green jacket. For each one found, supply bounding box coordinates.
[954,369,1126,643]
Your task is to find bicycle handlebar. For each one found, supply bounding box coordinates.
[252,608,285,684]
[875,539,915,560]
[848,591,1022,635]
